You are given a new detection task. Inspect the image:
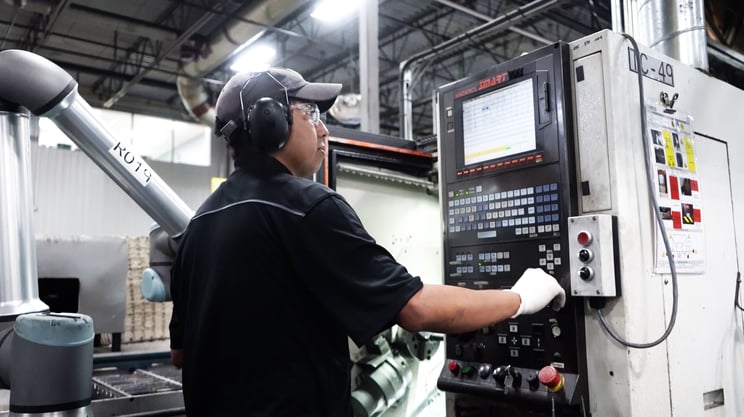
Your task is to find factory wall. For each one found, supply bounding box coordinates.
[30,145,216,237]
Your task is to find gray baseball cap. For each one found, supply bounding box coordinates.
[214,68,342,139]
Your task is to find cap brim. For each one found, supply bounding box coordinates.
[291,82,342,113]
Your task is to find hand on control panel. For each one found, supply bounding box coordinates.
[508,268,566,317]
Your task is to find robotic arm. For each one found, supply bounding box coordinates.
[0,50,194,238]
[0,49,193,306]
[0,49,193,414]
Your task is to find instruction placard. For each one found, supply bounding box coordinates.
[647,106,705,274]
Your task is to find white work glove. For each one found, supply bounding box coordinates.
[507,268,566,317]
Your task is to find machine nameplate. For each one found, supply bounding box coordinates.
[627,47,675,87]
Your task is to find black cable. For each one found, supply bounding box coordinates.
[735,272,744,311]
[593,33,679,349]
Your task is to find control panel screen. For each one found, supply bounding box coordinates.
[462,79,536,166]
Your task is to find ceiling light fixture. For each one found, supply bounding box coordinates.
[311,0,360,22]
[230,45,276,73]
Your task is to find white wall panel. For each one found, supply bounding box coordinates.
[30,146,215,236]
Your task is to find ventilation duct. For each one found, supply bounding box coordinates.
[635,0,708,71]
[177,0,303,127]
[176,76,215,126]
[329,94,363,127]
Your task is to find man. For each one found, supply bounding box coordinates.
[169,68,566,416]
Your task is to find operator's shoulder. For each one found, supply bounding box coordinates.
[289,176,343,206]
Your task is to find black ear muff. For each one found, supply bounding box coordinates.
[247,97,292,152]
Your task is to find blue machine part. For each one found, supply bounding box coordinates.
[141,268,167,302]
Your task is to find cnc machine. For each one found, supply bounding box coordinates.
[435,29,744,417]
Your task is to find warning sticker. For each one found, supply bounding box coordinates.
[647,106,704,274]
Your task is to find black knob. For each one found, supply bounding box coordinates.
[552,352,563,362]
[578,266,594,281]
[492,366,509,385]
[478,364,492,379]
[527,372,540,391]
[508,367,522,387]
[578,248,593,262]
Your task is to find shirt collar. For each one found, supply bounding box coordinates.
[233,151,293,176]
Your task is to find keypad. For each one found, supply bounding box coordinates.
[447,183,561,238]
[451,250,511,277]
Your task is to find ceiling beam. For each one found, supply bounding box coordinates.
[31,0,71,52]
[66,3,178,42]
[102,0,232,108]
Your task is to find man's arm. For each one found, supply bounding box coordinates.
[396,268,565,334]
[396,285,521,333]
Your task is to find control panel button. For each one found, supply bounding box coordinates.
[448,360,461,375]
[538,365,565,392]
[527,372,540,391]
[478,364,492,379]
[578,248,593,262]
[577,230,592,245]
[551,324,562,338]
[492,366,509,385]
[578,266,594,281]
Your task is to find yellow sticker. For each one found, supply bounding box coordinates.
[684,135,696,173]
[662,130,676,167]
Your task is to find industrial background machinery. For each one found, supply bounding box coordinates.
[2,12,744,415]
[433,29,744,417]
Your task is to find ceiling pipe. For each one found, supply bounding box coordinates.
[399,0,565,140]
[176,0,304,127]
[434,0,554,45]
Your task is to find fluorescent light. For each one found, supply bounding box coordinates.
[311,0,360,22]
[230,45,276,72]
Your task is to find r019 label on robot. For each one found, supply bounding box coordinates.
[109,142,153,187]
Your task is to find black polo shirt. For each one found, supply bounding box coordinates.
[169,152,423,416]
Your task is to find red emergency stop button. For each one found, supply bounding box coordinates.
[538,365,564,392]
[448,360,461,375]
[577,230,592,246]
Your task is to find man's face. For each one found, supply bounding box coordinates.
[274,100,328,178]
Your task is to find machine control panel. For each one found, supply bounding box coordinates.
[567,215,621,297]
[436,42,588,413]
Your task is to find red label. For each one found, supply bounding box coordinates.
[672,211,682,229]
[669,176,679,200]
[691,179,699,191]
[693,208,701,223]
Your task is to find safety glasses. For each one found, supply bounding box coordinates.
[290,102,321,126]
